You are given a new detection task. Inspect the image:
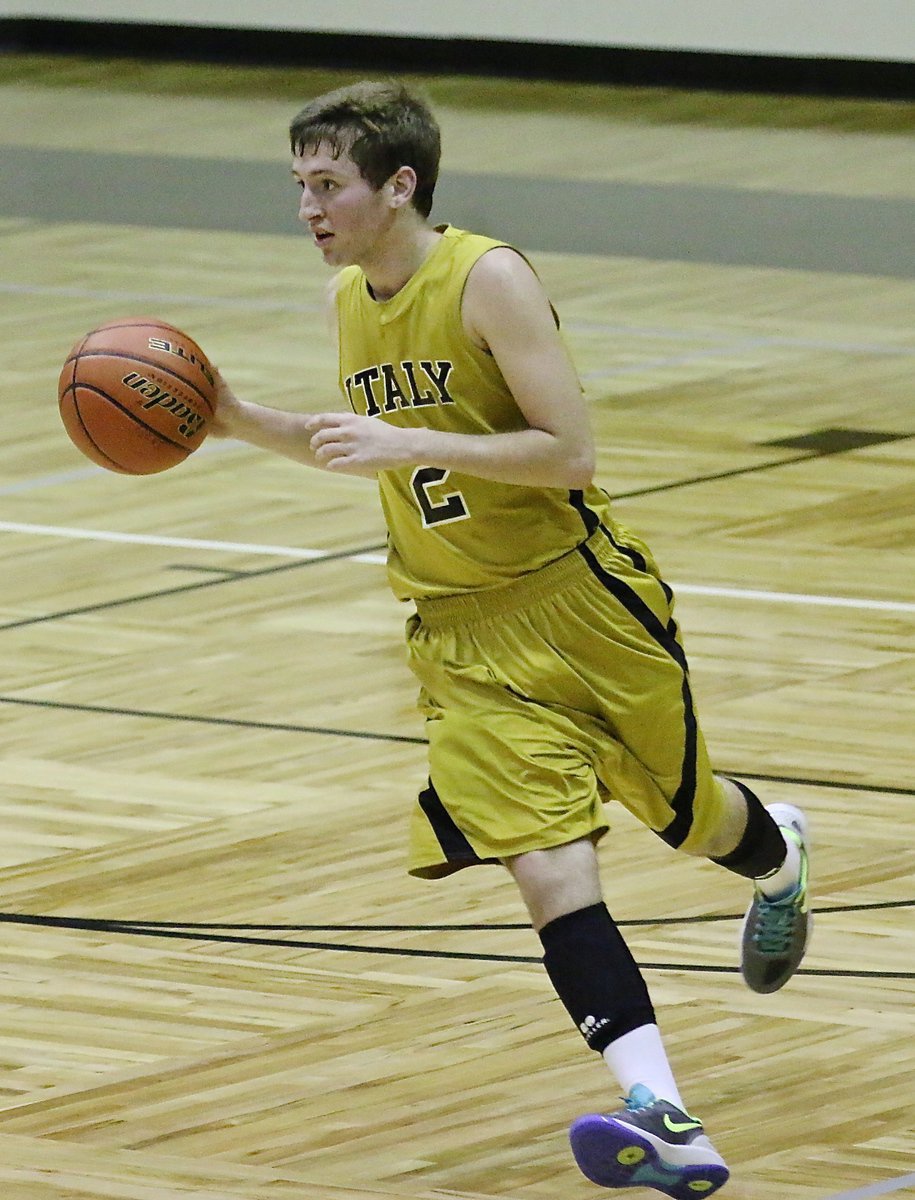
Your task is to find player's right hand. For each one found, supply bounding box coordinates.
[208,368,242,438]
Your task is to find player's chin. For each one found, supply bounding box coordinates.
[315,234,341,261]
[322,242,361,270]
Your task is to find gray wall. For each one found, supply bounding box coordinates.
[2,0,914,62]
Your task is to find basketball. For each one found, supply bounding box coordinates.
[58,317,217,474]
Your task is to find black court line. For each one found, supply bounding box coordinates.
[0,913,910,980]
[0,695,425,746]
[2,898,908,934]
[1,695,912,796]
[730,770,915,799]
[0,539,387,631]
[612,437,912,501]
[614,451,817,500]
[167,564,256,578]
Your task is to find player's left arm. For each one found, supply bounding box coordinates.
[307,249,595,489]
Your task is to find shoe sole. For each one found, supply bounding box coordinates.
[570,1114,729,1198]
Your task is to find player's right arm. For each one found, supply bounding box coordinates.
[206,370,322,467]
[207,273,373,473]
[209,371,379,478]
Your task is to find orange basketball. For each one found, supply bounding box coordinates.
[58,317,217,474]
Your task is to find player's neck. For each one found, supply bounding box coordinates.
[363,221,441,303]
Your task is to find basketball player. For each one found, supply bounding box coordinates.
[209,81,811,1198]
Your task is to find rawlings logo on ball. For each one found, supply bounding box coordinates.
[122,372,207,438]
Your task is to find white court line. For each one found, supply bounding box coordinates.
[672,582,915,614]
[1,521,912,613]
[823,1172,915,1200]
[0,521,387,566]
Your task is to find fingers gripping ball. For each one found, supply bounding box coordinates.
[58,317,216,474]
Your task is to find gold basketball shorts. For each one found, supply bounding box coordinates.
[404,521,728,878]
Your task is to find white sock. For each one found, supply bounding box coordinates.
[756,832,801,899]
[601,1024,686,1111]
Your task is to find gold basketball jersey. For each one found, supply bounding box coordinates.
[335,225,614,600]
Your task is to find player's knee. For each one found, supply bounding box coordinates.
[506,838,603,931]
[676,776,747,859]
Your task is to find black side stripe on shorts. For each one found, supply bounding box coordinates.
[577,542,699,850]
[419,779,483,865]
[567,491,653,578]
[600,521,649,575]
[568,489,601,536]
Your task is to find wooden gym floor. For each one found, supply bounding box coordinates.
[0,52,913,1200]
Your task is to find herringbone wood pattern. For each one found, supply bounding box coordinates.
[0,54,913,1200]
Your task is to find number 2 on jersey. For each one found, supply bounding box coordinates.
[410,466,470,528]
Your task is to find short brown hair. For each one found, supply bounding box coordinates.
[289,80,440,218]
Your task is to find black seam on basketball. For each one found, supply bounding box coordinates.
[82,319,191,342]
[62,324,178,369]
[65,388,132,472]
[63,335,90,383]
[66,382,193,453]
[74,350,215,414]
[90,320,184,331]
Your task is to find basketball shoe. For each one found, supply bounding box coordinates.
[569,1084,729,1197]
[741,803,811,993]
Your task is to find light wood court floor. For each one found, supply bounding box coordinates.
[0,54,914,1200]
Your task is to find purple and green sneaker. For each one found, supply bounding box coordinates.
[570,1084,729,1197]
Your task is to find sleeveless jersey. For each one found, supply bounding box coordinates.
[335,225,614,600]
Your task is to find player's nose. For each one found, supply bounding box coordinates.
[298,192,322,223]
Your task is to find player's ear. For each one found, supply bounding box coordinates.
[387,166,417,209]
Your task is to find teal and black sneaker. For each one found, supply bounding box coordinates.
[741,803,811,993]
[569,1084,729,1197]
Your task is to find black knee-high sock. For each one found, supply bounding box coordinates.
[711,779,786,879]
[539,902,655,1053]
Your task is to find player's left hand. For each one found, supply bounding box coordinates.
[306,412,412,476]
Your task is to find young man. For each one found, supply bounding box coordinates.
[210,81,811,1198]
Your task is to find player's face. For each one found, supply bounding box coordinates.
[292,143,394,268]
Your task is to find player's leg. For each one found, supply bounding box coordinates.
[704,776,812,994]
[404,554,730,1195]
[506,838,729,1198]
[504,837,683,1108]
[575,525,812,995]
[634,704,812,996]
